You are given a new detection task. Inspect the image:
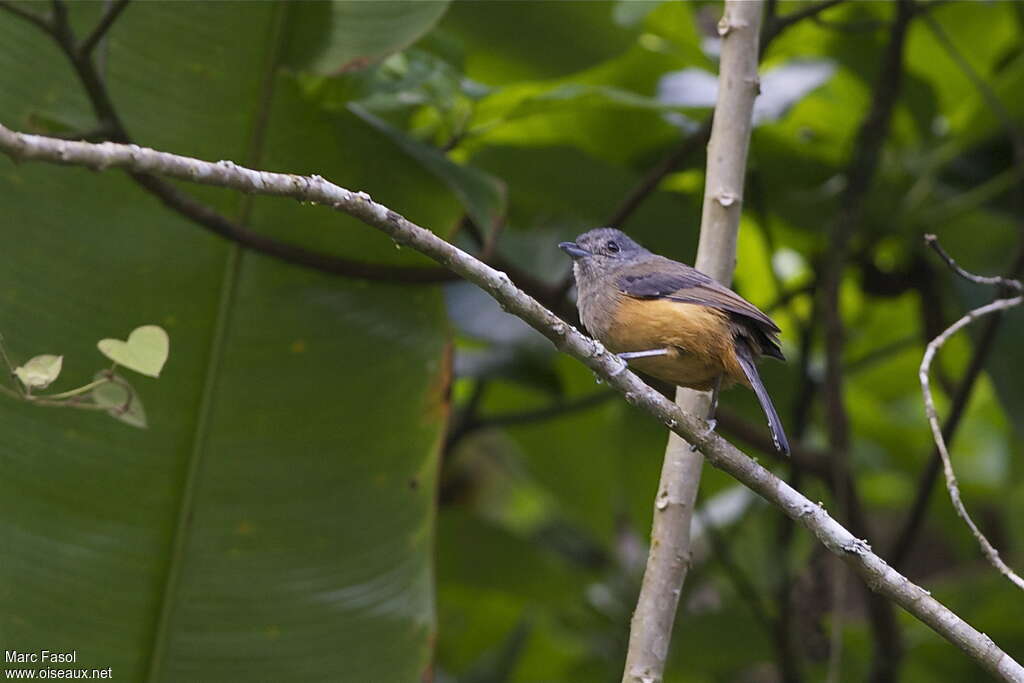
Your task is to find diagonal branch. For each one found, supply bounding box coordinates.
[1,125,1023,682]
[79,0,131,56]
[0,0,50,32]
[761,0,847,49]
[605,117,713,231]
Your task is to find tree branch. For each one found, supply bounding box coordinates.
[623,3,763,682]
[1,124,1023,682]
[444,388,615,456]
[919,235,1024,590]
[889,0,1024,570]
[0,0,50,32]
[817,1,913,678]
[605,117,713,231]
[0,0,457,285]
[889,235,1024,571]
[761,0,847,49]
[79,0,131,56]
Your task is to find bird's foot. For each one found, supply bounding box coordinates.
[618,348,671,361]
[689,418,717,452]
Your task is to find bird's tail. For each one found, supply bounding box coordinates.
[735,340,790,456]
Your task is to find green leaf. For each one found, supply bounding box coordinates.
[285,1,450,74]
[13,354,63,389]
[0,3,452,681]
[92,373,148,429]
[97,325,170,378]
[350,103,506,236]
[435,1,639,84]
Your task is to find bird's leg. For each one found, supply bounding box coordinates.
[690,374,722,452]
[618,348,671,361]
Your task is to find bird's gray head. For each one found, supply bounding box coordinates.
[558,228,650,271]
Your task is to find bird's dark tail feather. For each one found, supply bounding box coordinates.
[735,341,790,456]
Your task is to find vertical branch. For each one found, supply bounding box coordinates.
[817,1,913,680]
[622,3,764,682]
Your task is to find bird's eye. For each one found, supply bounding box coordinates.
[606,240,620,254]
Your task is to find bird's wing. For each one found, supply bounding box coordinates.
[617,258,781,334]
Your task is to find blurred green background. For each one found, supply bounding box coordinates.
[0,1,1022,681]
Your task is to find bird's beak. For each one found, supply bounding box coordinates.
[558,241,590,260]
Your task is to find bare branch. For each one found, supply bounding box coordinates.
[79,0,131,56]
[1,125,1023,681]
[889,0,1024,567]
[889,239,1024,569]
[925,234,1022,292]
[920,236,1024,590]
[606,117,712,231]
[0,1,52,33]
[761,0,846,48]
[132,172,457,283]
[445,389,615,455]
[921,296,1024,588]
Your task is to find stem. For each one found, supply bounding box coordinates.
[39,376,111,401]
[0,331,25,397]
[623,3,764,681]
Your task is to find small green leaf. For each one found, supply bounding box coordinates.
[97,325,169,378]
[14,354,63,389]
[92,373,147,429]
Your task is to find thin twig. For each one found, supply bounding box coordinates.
[889,0,1024,568]
[889,252,1022,568]
[0,0,51,32]
[606,117,713,231]
[0,331,25,397]
[920,236,1024,591]
[2,125,1024,682]
[445,389,615,454]
[79,0,130,56]
[761,0,846,47]
[920,296,1024,589]
[924,234,1022,293]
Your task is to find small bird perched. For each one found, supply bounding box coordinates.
[559,227,789,455]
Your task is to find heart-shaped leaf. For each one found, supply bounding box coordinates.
[97,325,169,378]
[91,373,147,429]
[14,354,63,389]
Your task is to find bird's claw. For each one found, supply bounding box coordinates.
[689,418,718,452]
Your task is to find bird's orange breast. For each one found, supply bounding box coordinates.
[604,297,747,391]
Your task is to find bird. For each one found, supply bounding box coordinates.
[559,227,789,455]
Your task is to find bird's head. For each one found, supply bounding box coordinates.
[558,228,649,275]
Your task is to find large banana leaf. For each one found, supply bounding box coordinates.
[0,2,452,681]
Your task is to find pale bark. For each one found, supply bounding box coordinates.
[623,3,764,681]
